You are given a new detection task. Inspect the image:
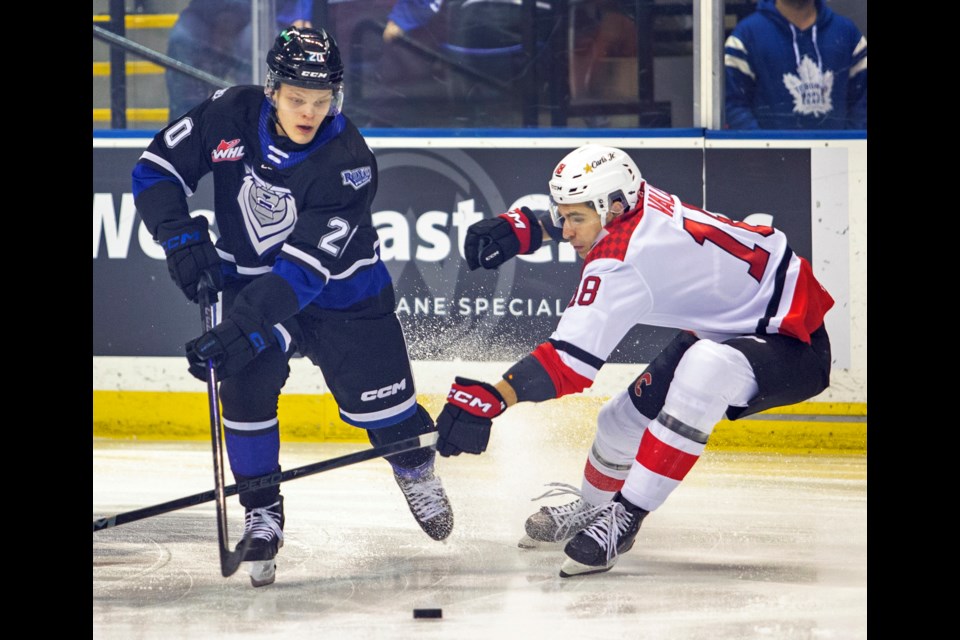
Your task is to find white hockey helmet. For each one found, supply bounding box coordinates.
[548,145,643,227]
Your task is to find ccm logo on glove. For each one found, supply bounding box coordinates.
[156,217,223,304]
[448,387,505,416]
[161,230,203,252]
[435,377,508,456]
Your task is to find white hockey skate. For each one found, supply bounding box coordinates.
[517,483,608,549]
[239,497,284,587]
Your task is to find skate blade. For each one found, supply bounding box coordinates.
[558,557,616,578]
[246,560,277,587]
[518,534,540,549]
[517,534,564,549]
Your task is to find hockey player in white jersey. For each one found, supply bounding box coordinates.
[434,144,834,577]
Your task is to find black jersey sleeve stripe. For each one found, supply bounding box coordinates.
[547,338,606,370]
[756,247,793,334]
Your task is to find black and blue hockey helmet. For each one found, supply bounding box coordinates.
[265,25,344,91]
[265,25,345,113]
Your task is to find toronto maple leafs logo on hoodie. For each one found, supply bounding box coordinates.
[783,55,834,117]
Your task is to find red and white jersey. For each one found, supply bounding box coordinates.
[530,182,834,397]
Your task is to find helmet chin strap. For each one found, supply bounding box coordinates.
[264,85,295,139]
[268,104,291,139]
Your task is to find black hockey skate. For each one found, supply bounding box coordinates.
[395,468,454,541]
[518,483,608,549]
[239,497,284,587]
[559,492,648,578]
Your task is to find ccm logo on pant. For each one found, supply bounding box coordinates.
[361,379,407,401]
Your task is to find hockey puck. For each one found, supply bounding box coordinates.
[413,608,442,619]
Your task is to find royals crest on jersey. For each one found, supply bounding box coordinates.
[238,165,297,255]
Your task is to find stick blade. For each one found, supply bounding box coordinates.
[219,535,253,577]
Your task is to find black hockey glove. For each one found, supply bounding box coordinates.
[156,217,223,303]
[185,307,277,381]
[464,206,544,271]
[435,377,508,457]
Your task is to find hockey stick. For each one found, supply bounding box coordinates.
[199,274,250,578]
[93,432,438,532]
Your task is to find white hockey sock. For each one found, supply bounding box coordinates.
[580,442,632,505]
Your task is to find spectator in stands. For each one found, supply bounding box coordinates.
[166,0,314,118]
[724,0,866,129]
[380,0,553,126]
[382,0,443,43]
[567,0,640,127]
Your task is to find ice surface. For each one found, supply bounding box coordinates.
[93,414,867,640]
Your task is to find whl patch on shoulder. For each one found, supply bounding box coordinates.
[341,166,372,190]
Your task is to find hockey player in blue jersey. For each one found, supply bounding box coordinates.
[131,26,454,587]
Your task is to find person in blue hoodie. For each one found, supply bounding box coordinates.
[724,0,866,130]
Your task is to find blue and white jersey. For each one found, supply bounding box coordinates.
[132,85,390,314]
[724,0,866,129]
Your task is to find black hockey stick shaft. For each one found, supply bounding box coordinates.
[93,432,439,532]
[200,276,250,577]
